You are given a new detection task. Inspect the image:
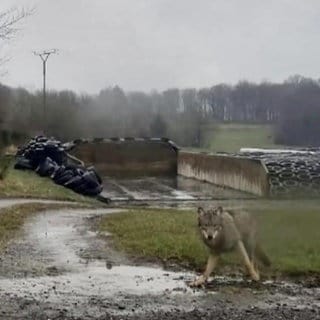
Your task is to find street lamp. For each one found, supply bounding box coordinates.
[33,49,58,133]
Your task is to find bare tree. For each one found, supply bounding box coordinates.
[0,6,33,69]
[0,7,32,41]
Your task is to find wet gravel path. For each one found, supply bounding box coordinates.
[0,199,319,319]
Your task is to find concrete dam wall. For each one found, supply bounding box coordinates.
[69,139,269,196]
[69,138,319,198]
[69,138,178,177]
[177,151,269,197]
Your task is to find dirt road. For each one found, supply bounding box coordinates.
[0,199,319,319]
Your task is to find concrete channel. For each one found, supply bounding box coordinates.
[100,176,256,203]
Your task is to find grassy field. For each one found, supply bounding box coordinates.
[99,205,320,276]
[201,123,280,153]
[0,162,100,205]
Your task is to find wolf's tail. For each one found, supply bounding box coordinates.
[255,243,271,267]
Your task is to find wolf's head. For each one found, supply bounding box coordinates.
[197,206,224,246]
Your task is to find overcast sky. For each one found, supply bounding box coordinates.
[1,0,320,94]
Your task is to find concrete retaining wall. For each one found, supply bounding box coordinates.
[69,138,178,177]
[178,151,269,196]
[68,138,270,196]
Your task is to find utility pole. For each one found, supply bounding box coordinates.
[33,49,58,134]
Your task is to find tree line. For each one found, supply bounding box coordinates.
[0,74,320,148]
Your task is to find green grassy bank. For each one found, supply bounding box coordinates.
[99,205,320,276]
[0,162,100,205]
[201,123,279,153]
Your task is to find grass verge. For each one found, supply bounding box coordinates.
[99,206,320,276]
[0,162,101,205]
[0,202,89,251]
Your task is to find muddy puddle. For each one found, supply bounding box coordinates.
[0,198,74,209]
[0,203,203,318]
[0,199,319,319]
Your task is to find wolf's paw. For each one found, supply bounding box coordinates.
[251,271,260,282]
[189,275,207,287]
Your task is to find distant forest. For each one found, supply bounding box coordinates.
[1,74,320,148]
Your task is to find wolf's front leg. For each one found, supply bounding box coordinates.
[237,240,260,281]
[189,254,219,287]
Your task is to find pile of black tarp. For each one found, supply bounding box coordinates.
[14,136,103,196]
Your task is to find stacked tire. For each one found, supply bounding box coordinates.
[52,164,102,196]
[14,136,103,197]
[15,136,66,170]
[237,151,320,198]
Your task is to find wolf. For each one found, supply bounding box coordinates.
[189,206,270,287]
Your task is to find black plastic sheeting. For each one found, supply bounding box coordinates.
[14,136,103,197]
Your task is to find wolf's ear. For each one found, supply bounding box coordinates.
[216,206,223,215]
[197,207,205,216]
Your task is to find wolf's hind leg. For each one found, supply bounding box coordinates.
[248,242,260,278]
[189,254,219,287]
[237,240,260,281]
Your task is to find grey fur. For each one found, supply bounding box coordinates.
[190,206,270,287]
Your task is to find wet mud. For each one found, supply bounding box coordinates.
[0,199,319,319]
